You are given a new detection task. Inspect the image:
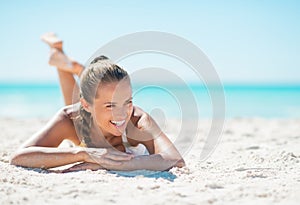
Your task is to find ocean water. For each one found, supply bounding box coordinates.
[0,83,300,119]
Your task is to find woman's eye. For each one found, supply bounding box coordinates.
[126,101,133,106]
[106,104,114,108]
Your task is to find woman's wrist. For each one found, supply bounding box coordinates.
[74,147,89,162]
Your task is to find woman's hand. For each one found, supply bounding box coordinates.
[82,147,134,167]
[62,162,103,172]
[130,106,162,142]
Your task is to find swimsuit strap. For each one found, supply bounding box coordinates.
[121,131,128,143]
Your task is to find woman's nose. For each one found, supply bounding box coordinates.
[112,107,127,119]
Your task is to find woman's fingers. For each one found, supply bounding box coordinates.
[108,148,133,156]
[105,152,133,161]
[62,162,102,172]
[101,158,123,166]
[110,148,133,155]
[101,148,133,163]
[85,147,133,166]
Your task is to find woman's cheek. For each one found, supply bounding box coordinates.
[127,106,133,118]
[94,107,110,124]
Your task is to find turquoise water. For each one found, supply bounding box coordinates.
[0,83,300,119]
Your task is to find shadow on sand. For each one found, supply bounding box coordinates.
[21,167,177,182]
[108,170,177,181]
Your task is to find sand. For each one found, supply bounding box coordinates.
[0,117,299,205]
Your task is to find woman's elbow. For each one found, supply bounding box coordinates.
[174,158,185,168]
[10,153,21,166]
[160,154,186,169]
[10,150,29,167]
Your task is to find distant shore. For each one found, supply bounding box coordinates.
[1,83,300,119]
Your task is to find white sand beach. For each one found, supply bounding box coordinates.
[0,118,299,205]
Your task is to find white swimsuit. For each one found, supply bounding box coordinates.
[122,132,149,156]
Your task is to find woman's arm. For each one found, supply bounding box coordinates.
[106,130,185,171]
[10,146,85,169]
[62,153,184,172]
[10,146,133,169]
[10,106,80,168]
[11,106,81,168]
[10,106,132,169]
[125,106,186,170]
[66,131,185,171]
[101,154,185,171]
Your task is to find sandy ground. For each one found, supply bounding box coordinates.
[0,117,299,205]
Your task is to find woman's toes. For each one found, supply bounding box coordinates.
[41,32,63,49]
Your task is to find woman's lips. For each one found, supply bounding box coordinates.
[110,120,126,128]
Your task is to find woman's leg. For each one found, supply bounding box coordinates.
[50,50,84,105]
[41,33,84,105]
[56,69,78,105]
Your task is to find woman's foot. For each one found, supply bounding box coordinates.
[49,49,83,75]
[48,48,73,70]
[42,32,84,75]
[41,32,63,50]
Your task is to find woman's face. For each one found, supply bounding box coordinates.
[91,79,133,137]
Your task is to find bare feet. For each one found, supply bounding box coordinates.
[41,32,84,75]
[48,49,83,75]
[48,48,72,69]
[40,32,63,50]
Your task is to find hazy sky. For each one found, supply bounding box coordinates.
[0,0,299,84]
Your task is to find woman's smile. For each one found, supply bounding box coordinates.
[110,120,126,127]
[92,79,133,137]
[110,119,127,133]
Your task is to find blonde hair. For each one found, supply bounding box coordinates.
[78,55,129,146]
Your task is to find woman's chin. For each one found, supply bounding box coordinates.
[109,123,126,136]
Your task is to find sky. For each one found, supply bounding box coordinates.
[0,0,299,84]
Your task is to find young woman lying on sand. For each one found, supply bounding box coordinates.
[10,33,185,172]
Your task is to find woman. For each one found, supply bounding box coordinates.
[10,33,185,172]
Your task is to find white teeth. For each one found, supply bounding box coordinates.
[111,120,125,126]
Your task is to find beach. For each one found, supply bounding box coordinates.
[2,0,300,203]
[1,117,299,205]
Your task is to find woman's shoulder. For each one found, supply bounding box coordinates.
[59,102,81,120]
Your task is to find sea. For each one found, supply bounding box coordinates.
[1,83,300,119]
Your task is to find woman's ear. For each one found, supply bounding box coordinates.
[80,98,91,112]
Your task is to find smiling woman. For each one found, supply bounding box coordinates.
[9,33,185,172]
[78,57,133,141]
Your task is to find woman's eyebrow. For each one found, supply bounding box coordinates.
[104,102,116,105]
[103,97,132,105]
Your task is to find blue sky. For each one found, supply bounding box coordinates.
[0,0,299,84]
